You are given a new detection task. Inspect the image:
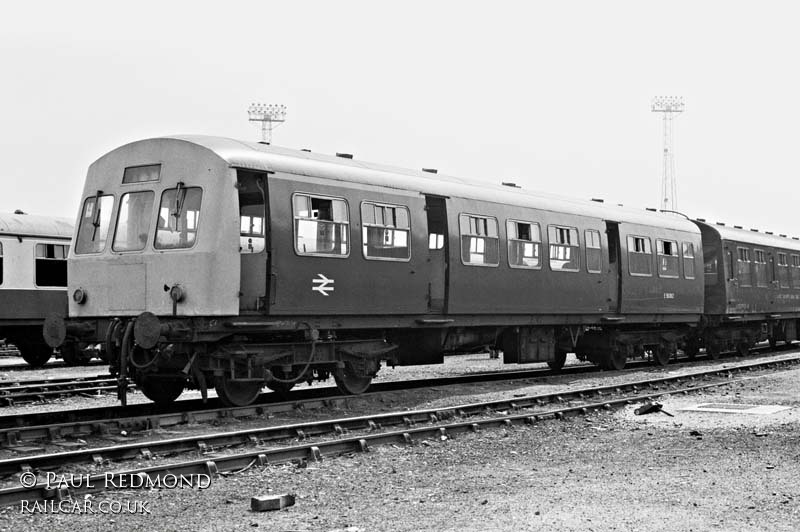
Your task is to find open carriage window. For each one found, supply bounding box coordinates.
[627,235,652,276]
[154,185,203,250]
[507,220,541,269]
[293,194,349,257]
[361,202,410,261]
[460,214,499,266]
[548,225,579,272]
[657,239,679,278]
[35,243,68,287]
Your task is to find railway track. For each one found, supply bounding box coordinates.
[0,343,788,406]
[0,359,105,372]
[0,376,118,406]
[0,354,796,507]
[0,348,770,443]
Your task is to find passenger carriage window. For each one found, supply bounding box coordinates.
[548,226,580,272]
[460,214,499,266]
[656,239,679,278]
[75,194,114,254]
[792,255,800,289]
[737,247,752,287]
[682,242,696,280]
[704,249,718,285]
[754,249,767,287]
[777,253,790,288]
[35,243,68,287]
[627,236,652,276]
[293,194,349,256]
[585,230,602,274]
[154,185,203,250]
[507,220,541,269]
[361,202,410,261]
[112,191,155,252]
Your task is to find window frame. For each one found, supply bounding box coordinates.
[360,200,411,262]
[627,235,653,277]
[584,229,602,274]
[292,192,351,259]
[153,185,204,251]
[112,190,156,254]
[459,213,500,267]
[682,241,696,280]
[507,219,542,270]
[792,254,800,290]
[547,225,580,273]
[33,242,69,288]
[0,241,4,286]
[122,164,162,185]
[74,193,116,255]
[736,246,752,287]
[656,238,680,279]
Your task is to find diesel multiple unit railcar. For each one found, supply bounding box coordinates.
[0,212,73,366]
[42,136,800,406]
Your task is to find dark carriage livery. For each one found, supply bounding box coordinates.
[42,136,798,405]
[0,213,72,366]
[695,222,800,356]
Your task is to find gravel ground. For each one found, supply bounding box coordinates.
[1,352,798,531]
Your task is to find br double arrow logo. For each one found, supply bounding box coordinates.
[312,273,335,296]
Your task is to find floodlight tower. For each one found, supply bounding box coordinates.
[651,96,684,212]
[247,103,287,143]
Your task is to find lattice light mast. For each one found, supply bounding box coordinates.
[651,96,684,212]
[247,103,287,143]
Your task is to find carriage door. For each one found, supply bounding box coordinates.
[605,221,622,313]
[238,170,269,312]
[425,195,448,313]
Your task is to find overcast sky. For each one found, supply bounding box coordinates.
[1,1,798,237]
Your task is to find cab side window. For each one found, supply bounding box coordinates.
[293,194,349,256]
[239,175,266,254]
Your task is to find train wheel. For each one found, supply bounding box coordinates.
[17,342,52,367]
[603,349,627,371]
[139,377,185,405]
[653,346,670,367]
[214,376,262,407]
[61,344,92,366]
[736,342,750,357]
[333,369,372,395]
[547,349,568,371]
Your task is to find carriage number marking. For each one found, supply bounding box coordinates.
[312,274,335,296]
[663,293,675,299]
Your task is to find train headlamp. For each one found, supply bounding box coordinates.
[72,288,87,304]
